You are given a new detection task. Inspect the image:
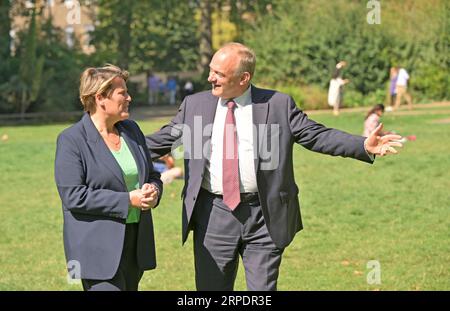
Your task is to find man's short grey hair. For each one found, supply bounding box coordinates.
[220,42,256,77]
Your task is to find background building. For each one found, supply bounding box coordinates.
[11,0,96,54]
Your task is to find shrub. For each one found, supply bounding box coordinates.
[270,84,329,110]
[341,90,363,108]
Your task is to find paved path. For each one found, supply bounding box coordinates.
[131,101,450,121]
[130,105,180,121]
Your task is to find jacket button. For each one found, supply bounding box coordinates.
[193,196,196,201]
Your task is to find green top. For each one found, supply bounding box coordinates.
[111,136,140,223]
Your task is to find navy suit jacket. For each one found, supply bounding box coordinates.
[146,85,373,249]
[55,113,163,280]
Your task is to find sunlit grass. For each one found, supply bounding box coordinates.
[0,107,449,290]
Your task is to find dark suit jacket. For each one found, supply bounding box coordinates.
[55,113,163,280]
[146,85,373,249]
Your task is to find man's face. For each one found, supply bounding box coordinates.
[207,50,245,99]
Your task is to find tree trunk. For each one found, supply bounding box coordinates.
[20,89,28,120]
[198,0,213,73]
[117,1,133,69]
[0,0,11,60]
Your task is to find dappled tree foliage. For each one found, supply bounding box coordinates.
[243,0,449,107]
[0,3,88,114]
[0,0,447,113]
[90,0,199,73]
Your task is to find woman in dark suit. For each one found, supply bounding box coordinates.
[55,65,163,291]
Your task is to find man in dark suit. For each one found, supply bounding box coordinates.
[146,42,402,290]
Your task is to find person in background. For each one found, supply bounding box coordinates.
[166,76,178,105]
[328,61,350,116]
[392,67,413,111]
[365,104,416,142]
[385,67,398,112]
[158,78,166,105]
[153,154,183,184]
[55,65,163,291]
[184,80,194,97]
[364,104,387,137]
[333,60,347,79]
[147,72,160,105]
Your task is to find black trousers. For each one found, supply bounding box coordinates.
[82,223,143,291]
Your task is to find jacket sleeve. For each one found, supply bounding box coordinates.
[54,133,130,219]
[148,167,163,208]
[145,97,186,160]
[130,120,164,208]
[287,96,374,164]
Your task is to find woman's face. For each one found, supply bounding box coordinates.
[100,77,132,121]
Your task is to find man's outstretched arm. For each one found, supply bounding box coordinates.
[145,98,186,160]
[287,96,402,162]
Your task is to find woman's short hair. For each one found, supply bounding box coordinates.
[79,64,129,112]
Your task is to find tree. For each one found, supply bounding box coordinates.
[227,0,272,40]
[17,9,45,116]
[0,4,83,115]
[242,0,448,106]
[0,8,45,115]
[197,0,212,73]
[0,0,11,61]
[91,0,199,73]
[131,0,199,73]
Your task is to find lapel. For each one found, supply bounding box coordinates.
[82,113,126,189]
[118,123,147,187]
[198,92,219,161]
[251,85,269,173]
[201,92,219,143]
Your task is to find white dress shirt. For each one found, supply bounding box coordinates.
[201,86,258,194]
[396,68,409,87]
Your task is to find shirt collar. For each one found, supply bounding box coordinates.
[219,85,252,108]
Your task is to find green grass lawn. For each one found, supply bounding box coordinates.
[0,107,449,291]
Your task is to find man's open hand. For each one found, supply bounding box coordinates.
[364,123,403,156]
